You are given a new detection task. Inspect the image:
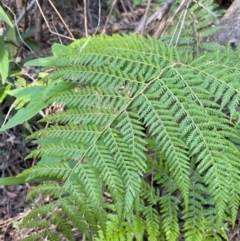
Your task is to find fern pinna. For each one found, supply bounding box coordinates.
[18,34,240,241]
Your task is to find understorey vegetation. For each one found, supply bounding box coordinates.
[1,1,240,241]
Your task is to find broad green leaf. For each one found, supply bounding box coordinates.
[0,6,13,27]
[19,27,35,39]
[0,176,30,185]
[0,98,47,131]
[0,36,9,84]
[24,42,79,67]
[24,56,56,67]
[42,79,76,99]
[52,43,73,57]
[6,27,17,56]
[0,176,61,186]
[7,85,46,99]
[0,84,11,103]
[0,80,75,131]
[14,98,29,110]
[0,86,47,131]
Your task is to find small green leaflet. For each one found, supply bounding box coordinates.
[24,43,75,67]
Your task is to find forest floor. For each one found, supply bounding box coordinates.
[1,0,240,240]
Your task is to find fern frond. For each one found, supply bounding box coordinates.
[136,92,190,206]
[21,203,55,228]
[115,111,147,162]
[18,163,72,181]
[132,215,145,241]
[160,195,180,241]
[161,0,224,55]
[58,198,91,240]
[183,180,207,241]
[73,162,106,229]
[26,183,64,200]
[49,86,130,112]
[102,128,142,214]
[29,124,101,145]
[19,33,240,240]
[140,181,161,205]
[40,108,115,126]
[227,160,240,224]
[28,142,87,161]
[143,206,161,241]
[67,182,99,233]
[50,212,76,241]
[88,143,125,214]
[95,215,124,241]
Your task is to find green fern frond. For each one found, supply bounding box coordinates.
[17,32,240,240]
[161,0,224,55]
[73,162,104,215]
[183,179,207,241]
[58,198,91,240]
[40,108,115,126]
[160,195,180,241]
[26,183,64,200]
[143,206,161,241]
[140,181,161,205]
[88,143,125,214]
[49,86,130,111]
[132,215,145,241]
[102,128,142,213]
[95,216,122,241]
[30,124,101,145]
[18,163,72,181]
[21,203,55,228]
[67,183,99,234]
[50,213,76,241]
[28,142,87,161]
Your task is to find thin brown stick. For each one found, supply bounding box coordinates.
[94,0,101,35]
[141,0,152,35]
[84,0,88,37]
[47,0,75,39]
[101,0,117,34]
[2,4,33,52]
[35,0,75,41]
